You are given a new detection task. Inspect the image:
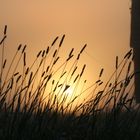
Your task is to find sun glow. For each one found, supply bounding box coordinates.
[64,85,74,96]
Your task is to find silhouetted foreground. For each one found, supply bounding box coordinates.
[0,108,140,140]
[0,26,140,140]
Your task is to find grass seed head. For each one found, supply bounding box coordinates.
[80,44,87,54]
[3,59,7,69]
[46,46,50,55]
[14,72,19,76]
[17,44,22,51]
[60,71,67,78]
[73,74,79,83]
[25,67,29,75]
[22,45,27,53]
[77,53,80,60]
[51,36,59,46]
[4,25,7,35]
[41,71,46,77]
[99,68,104,78]
[23,52,26,66]
[53,57,60,65]
[16,75,22,83]
[69,48,74,57]
[59,34,65,47]
[80,64,86,77]
[66,55,73,61]
[42,50,46,57]
[53,49,57,58]
[124,49,132,59]
[37,50,42,58]
[116,56,118,69]
[71,66,77,76]
[0,35,7,45]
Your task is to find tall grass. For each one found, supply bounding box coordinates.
[0,26,140,140]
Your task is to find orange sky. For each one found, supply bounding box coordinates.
[0,0,131,84]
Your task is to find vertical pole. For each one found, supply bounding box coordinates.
[130,0,140,103]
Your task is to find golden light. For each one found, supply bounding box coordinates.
[63,84,74,97]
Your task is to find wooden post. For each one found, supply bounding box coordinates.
[130,0,140,103]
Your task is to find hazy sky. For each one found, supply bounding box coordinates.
[0,0,131,83]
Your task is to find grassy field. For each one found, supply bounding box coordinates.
[0,26,140,140]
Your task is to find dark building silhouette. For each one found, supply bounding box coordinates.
[130,0,140,103]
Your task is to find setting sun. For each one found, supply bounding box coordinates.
[1,0,139,139]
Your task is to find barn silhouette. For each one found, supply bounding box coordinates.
[130,0,140,103]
